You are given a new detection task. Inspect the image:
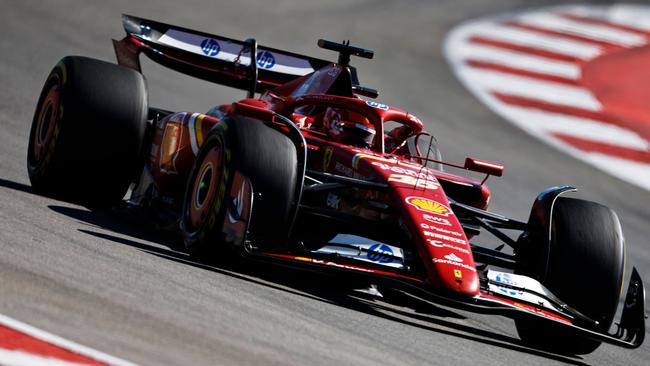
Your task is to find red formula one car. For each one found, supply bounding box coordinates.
[27,15,645,354]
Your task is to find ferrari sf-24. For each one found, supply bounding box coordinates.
[26,15,646,355]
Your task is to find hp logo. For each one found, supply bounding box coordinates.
[200,38,221,57]
[367,244,393,263]
[256,51,276,69]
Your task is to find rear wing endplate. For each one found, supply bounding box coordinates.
[113,14,331,93]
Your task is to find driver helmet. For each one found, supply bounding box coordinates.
[322,107,376,148]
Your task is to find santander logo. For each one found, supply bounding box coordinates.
[444,253,464,263]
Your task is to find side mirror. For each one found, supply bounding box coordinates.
[464,157,504,177]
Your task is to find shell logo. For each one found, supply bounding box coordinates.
[405,197,451,216]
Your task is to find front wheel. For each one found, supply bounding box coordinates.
[515,197,625,354]
[181,117,298,258]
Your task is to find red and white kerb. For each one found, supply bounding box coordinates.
[0,314,135,366]
[445,4,650,191]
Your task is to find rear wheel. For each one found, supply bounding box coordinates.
[515,197,625,354]
[181,117,298,258]
[27,56,148,206]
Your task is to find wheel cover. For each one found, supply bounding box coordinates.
[189,145,222,230]
[32,78,61,163]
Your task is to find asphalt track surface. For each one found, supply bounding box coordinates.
[1,1,649,365]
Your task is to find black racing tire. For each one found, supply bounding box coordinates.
[27,56,148,206]
[181,117,297,258]
[515,197,625,355]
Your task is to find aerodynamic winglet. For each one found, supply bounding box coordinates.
[615,267,646,346]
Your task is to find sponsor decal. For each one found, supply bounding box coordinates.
[158,29,316,76]
[444,253,463,262]
[423,230,466,245]
[405,197,451,216]
[420,223,463,237]
[335,161,354,177]
[454,269,463,279]
[256,50,276,69]
[422,214,452,226]
[335,161,366,179]
[371,162,436,180]
[200,38,221,57]
[366,100,389,110]
[433,257,476,272]
[227,182,246,224]
[426,239,470,254]
[352,153,393,169]
[388,174,440,190]
[495,272,521,296]
[326,193,340,209]
[323,146,333,170]
[303,94,334,102]
[309,258,374,272]
[367,244,394,263]
[327,67,340,77]
[352,153,424,170]
[323,234,405,269]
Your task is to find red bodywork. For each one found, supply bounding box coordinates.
[149,62,490,297]
[111,15,646,350]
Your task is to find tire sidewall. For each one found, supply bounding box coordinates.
[27,56,148,205]
[182,124,232,252]
[27,65,65,185]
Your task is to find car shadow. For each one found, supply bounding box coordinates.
[43,202,591,366]
[0,177,34,194]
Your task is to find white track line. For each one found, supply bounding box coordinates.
[0,349,88,366]
[497,105,650,150]
[457,67,602,111]
[566,5,650,32]
[450,43,581,79]
[516,13,647,46]
[460,22,603,59]
[0,314,137,366]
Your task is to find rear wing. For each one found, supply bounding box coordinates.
[113,14,332,94]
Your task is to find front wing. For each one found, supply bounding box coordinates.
[247,247,645,349]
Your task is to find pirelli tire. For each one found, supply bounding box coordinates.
[515,197,626,355]
[181,117,298,258]
[27,56,148,206]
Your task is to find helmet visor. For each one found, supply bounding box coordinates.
[339,122,376,147]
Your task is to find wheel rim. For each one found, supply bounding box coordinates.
[188,144,223,230]
[32,78,61,163]
[195,165,213,209]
